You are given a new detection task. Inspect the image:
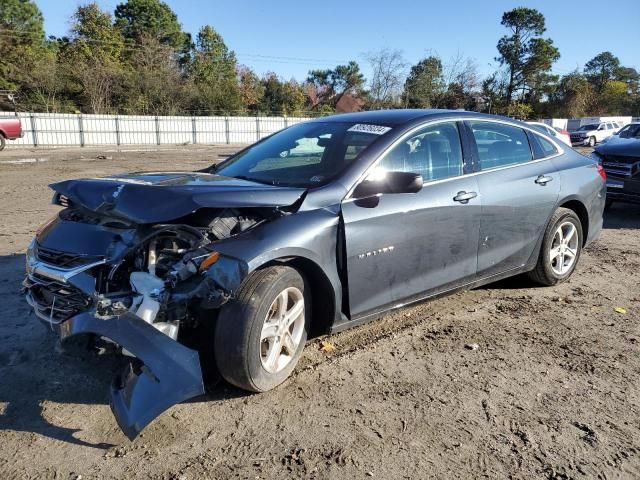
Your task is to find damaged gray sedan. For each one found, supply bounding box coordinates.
[24,110,606,439]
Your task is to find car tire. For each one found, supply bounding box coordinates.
[605,199,614,210]
[528,208,583,286]
[214,265,310,392]
[588,136,596,147]
[0,135,5,151]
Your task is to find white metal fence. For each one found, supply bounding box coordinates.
[1,112,313,147]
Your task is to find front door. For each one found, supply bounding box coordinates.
[341,121,481,318]
[466,120,560,277]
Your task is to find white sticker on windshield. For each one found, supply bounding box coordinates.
[347,124,392,135]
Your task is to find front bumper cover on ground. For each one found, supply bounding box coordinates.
[58,311,205,440]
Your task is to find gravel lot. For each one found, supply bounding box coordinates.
[0,146,639,479]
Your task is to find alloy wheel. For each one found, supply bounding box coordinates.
[260,287,305,374]
[549,221,579,275]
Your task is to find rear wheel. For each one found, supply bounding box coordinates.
[214,265,310,392]
[0,135,5,151]
[528,208,583,286]
[588,136,596,147]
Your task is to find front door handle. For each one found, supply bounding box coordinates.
[535,175,554,185]
[453,191,477,204]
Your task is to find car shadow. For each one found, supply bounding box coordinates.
[0,253,248,449]
[603,202,640,229]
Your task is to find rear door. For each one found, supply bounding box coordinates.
[341,121,480,317]
[466,120,560,277]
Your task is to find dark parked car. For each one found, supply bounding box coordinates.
[591,123,640,207]
[24,110,606,438]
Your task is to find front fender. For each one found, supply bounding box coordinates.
[208,208,344,326]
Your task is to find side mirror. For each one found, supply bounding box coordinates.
[353,171,423,199]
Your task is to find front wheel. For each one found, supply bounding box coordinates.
[0,135,5,151]
[214,265,310,392]
[528,208,583,286]
[588,136,596,147]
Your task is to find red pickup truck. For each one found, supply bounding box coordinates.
[0,116,23,150]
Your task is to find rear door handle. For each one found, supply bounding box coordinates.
[535,175,554,185]
[453,191,477,204]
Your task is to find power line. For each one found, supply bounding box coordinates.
[0,30,351,66]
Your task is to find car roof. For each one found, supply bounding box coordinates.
[309,109,518,127]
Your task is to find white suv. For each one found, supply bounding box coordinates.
[570,121,621,147]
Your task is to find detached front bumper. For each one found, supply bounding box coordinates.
[58,311,204,440]
[24,244,205,440]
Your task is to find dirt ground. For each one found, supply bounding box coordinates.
[0,145,639,479]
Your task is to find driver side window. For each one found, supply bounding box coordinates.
[377,122,463,182]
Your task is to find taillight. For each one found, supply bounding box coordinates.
[596,164,606,181]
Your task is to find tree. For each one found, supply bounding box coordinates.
[19,41,67,112]
[481,70,509,114]
[66,2,127,113]
[495,7,560,105]
[259,73,307,115]
[114,0,190,52]
[307,61,365,109]
[584,52,620,92]
[441,53,480,110]
[600,80,628,115]
[124,34,192,115]
[617,66,639,90]
[190,25,241,113]
[403,56,444,108]
[365,48,407,109]
[0,0,46,92]
[237,65,264,113]
[507,101,533,119]
[280,79,307,115]
[550,71,594,118]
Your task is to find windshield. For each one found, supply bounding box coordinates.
[578,124,599,131]
[214,121,388,188]
[618,124,640,139]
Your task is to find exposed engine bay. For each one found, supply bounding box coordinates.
[27,205,265,341]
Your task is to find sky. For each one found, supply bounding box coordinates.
[35,0,639,82]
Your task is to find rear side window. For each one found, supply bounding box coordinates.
[378,121,463,182]
[468,121,532,170]
[536,135,559,157]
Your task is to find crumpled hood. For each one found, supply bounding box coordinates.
[50,172,307,224]
[596,138,640,158]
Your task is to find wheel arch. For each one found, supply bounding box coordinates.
[256,255,338,338]
[558,198,589,246]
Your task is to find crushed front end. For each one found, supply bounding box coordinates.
[23,199,261,439]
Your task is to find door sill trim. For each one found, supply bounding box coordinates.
[332,265,529,334]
